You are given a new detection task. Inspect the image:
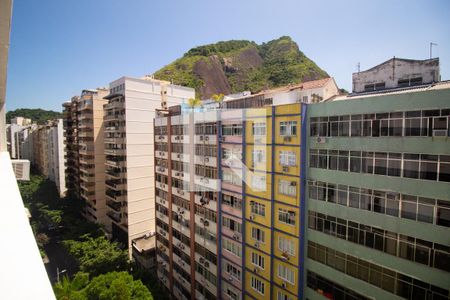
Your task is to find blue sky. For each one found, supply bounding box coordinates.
[6,0,450,111]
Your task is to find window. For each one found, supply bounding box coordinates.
[310,108,450,138]
[250,201,265,217]
[280,121,297,136]
[251,252,265,269]
[222,216,242,233]
[277,291,293,300]
[226,288,238,300]
[279,151,296,166]
[225,262,241,280]
[278,208,296,226]
[420,154,438,180]
[278,180,297,197]
[223,194,242,209]
[222,170,242,186]
[252,122,266,136]
[277,264,295,285]
[251,276,265,295]
[278,236,295,256]
[223,238,241,257]
[222,124,242,136]
[252,149,266,165]
[251,227,265,243]
[309,211,450,273]
[251,175,266,190]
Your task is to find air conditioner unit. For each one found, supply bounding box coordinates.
[282,166,289,172]
[203,220,209,226]
[290,181,297,186]
[200,136,204,141]
[253,268,258,273]
[204,157,209,162]
[316,136,326,144]
[233,234,240,241]
[180,135,183,140]
[249,215,255,220]
[284,136,291,142]
[254,242,259,248]
[433,129,447,137]
[199,257,205,264]
[180,210,185,215]
[281,282,287,288]
[180,245,185,250]
[222,136,226,142]
[177,154,181,158]
[175,172,180,176]
[204,262,209,268]
[205,136,209,141]
[175,136,179,140]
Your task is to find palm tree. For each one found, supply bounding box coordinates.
[187,97,202,109]
[211,93,224,108]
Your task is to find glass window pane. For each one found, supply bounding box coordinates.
[420,161,438,181]
[403,161,419,179]
[417,201,434,223]
[401,201,417,220]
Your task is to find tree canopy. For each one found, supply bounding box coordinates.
[63,235,128,277]
[54,272,153,300]
[6,108,62,124]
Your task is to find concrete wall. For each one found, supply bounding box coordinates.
[353,58,440,92]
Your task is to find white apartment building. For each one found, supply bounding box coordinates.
[104,76,195,256]
[352,57,440,93]
[47,119,66,197]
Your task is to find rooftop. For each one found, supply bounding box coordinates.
[329,80,450,101]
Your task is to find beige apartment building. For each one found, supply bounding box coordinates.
[63,97,81,200]
[64,89,109,225]
[104,76,195,256]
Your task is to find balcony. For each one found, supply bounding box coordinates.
[105,148,126,156]
[107,210,121,223]
[106,189,126,201]
[105,179,126,190]
[106,199,122,212]
[105,168,123,179]
[104,137,126,144]
[104,113,125,121]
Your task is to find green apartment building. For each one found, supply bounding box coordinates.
[305,80,450,299]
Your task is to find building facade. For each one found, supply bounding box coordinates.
[352,57,440,93]
[47,119,66,197]
[306,87,450,298]
[154,79,337,299]
[63,96,81,200]
[104,76,195,257]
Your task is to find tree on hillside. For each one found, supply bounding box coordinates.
[63,235,128,276]
[6,108,62,124]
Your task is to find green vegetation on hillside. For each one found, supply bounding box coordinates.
[7,108,62,124]
[154,36,328,98]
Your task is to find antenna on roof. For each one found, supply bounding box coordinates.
[357,62,360,73]
[430,42,438,59]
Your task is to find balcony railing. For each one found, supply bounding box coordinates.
[106,199,122,212]
[107,211,121,223]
